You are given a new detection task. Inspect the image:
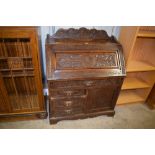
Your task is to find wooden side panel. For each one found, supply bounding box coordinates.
[131,37,155,66]
[119,26,139,66]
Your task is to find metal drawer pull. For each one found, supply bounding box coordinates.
[65,91,73,96]
[65,109,72,114]
[84,81,94,86]
[64,101,72,106]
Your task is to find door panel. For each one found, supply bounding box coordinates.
[87,87,115,112]
[0,34,42,113]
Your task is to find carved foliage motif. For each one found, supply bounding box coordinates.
[56,53,117,69]
[95,54,116,67]
[52,27,110,41]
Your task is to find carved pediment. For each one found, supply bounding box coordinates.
[52,27,111,42]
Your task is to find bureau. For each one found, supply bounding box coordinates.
[46,28,126,124]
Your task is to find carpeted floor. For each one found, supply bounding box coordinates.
[0,103,155,129]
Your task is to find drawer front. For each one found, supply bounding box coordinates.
[52,107,83,117]
[50,88,86,99]
[51,98,85,108]
[56,51,118,70]
[49,78,122,89]
[50,98,85,117]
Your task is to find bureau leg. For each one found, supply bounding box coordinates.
[107,111,115,117]
[50,119,59,124]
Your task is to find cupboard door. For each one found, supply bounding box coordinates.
[0,32,44,113]
[2,76,40,112]
[87,87,116,112]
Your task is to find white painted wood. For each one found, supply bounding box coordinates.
[112,26,120,38]
[40,26,50,77]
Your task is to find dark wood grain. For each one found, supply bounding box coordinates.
[0,27,47,122]
[46,28,126,124]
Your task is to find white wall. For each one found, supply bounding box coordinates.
[40,26,120,79]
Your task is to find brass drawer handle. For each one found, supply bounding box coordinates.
[65,91,73,96]
[64,101,72,106]
[84,81,94,86]
[65,109,72,114]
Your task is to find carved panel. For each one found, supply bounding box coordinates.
[95,54,116,67]
[56,52,117,69]
[87,87,115,112]
[52,27,110,41]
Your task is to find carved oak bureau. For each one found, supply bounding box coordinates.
[46,28,126,124]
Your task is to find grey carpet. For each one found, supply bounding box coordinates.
[0,103,155,129]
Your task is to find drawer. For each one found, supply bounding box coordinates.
[50,98,85,109]
[50,88,86,99]
[51,107,83,117]
[49,78,122,89]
